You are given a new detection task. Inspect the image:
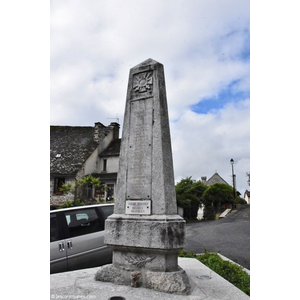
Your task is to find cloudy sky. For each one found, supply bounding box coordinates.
[50,0,250,195]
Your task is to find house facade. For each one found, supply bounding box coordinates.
[244,190,250,204]
[50,122,120,208]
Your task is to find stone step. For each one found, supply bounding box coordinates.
[219,208,231,218]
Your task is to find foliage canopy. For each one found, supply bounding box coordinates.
[58,174,107,208]
[175,177,207,219]
[202,183,235,206]
[201,183,235,220]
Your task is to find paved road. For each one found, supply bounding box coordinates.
[184,205,250,270]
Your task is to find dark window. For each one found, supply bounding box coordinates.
[95,184,105,198]
[100,205,114,219]
[106,184,114,201]
[103,159,107,172]
[54,177,65,195]
[50,213,60,242]
[64,208,103,238]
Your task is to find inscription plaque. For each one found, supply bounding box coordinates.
[126,200,151,215]
[126,97,153,199]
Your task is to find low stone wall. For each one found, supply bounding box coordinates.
[50,177,76,207]
[50,193,74,207]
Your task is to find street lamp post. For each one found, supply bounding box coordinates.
[230,158,236,207]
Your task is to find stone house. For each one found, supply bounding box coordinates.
[201,172,241,196]
[50,122,120,208]
[201,172,229,186]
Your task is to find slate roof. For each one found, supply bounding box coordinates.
[206,173,229,186]
[100,139,121,157]
[50,125,109,175]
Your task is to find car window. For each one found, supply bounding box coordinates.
[76,213,88,220]
[64,208,103,238]
[65,215,71,225]
[100,205,114,219]
[50,213,60,242]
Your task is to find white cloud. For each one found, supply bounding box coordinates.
[171,99,250,194]
[50,0,250,193]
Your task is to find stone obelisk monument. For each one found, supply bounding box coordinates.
[95,58,190,294]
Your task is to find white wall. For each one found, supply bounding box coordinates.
[245,194,250,204]
[107,156,119,173]
[84,148,99,175]
[98,130,114,153]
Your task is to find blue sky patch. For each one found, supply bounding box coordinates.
[238,29,250,61]
[191,80,250,114]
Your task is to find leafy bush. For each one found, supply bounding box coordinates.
[57,200,74,209]
[201,183,235,220]
[203,203,216,220]
[175,177,207,219]
[236,197,247,204]
[179,251,250,296]
[57,198,84,209]
[58,174,107,204]
[178,250,195,258]
[197,252,250,296]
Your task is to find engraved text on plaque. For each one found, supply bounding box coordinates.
[126,200,151,215]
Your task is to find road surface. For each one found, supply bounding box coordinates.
[184,205,250,270]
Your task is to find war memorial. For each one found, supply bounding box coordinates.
[50,59,249,300]
[95,58,190,294]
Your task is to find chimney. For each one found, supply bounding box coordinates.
[201,176,207,184]
[109,122,120,140]
[94,122,106,143]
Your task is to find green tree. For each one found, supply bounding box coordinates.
[59,174,107,207]
[175,177,207,219]
[201,183,235,220]
[58,182,74,195]
[75,174,105,203]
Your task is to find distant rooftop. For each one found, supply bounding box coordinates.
[99,138,121,157]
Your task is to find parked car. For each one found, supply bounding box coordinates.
[50,203,114,274]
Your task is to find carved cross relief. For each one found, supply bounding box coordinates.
[133,71,153,93]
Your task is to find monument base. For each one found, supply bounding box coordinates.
[104,214,186,250]
[94,213,190,294]
[94,263,190,295]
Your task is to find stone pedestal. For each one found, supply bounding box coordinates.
[95,59,190,294]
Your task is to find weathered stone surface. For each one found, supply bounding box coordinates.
[53,258,250,300]
[95,263,190,294]
[95,59,190,294]
[126,98,153,200]
[146,269,190,295]
[105,214,185,250]
[113,58,177,215]
[94,264,130,286]
[113,249,179,272]
[131,271,142,287]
